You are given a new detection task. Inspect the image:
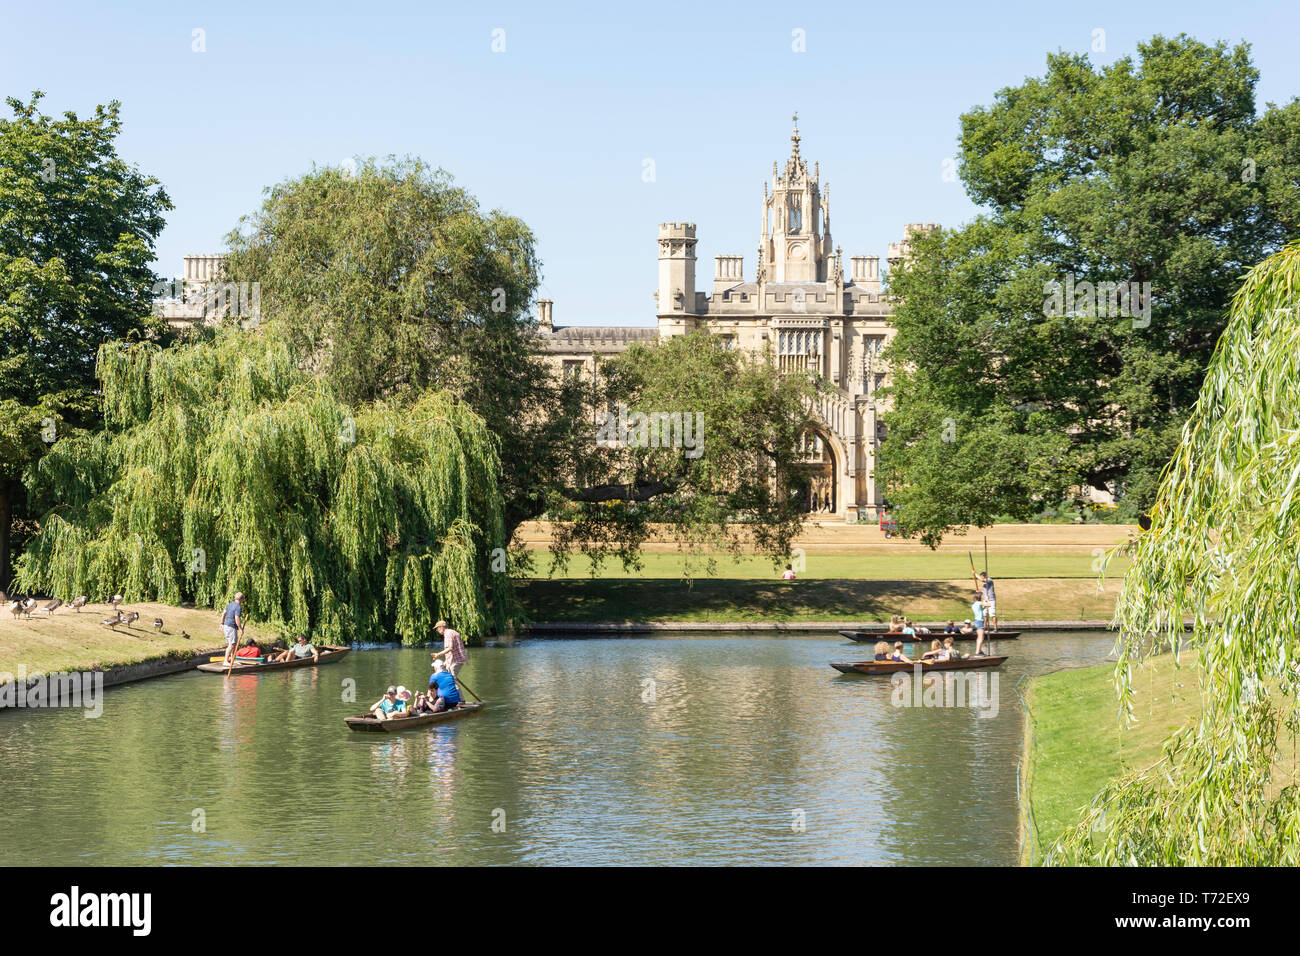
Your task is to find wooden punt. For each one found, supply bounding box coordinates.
[345,702,484,732]
[830,655,1008,675]
[840,630,1021,643]
[195,645,350,673]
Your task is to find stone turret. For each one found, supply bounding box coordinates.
[886,223,941,269]
[537,298,554,332]
[656,222,697,317]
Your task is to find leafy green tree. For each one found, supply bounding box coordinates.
[16,326,512,642]
[219,157,558,537]
[0,92,170,587]
[547,332,819,574]
[880,36,1300,543]
[1048,240,1300,865]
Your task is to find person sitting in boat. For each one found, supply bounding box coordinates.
[901,619,916,637]
[781,564,796,581]
[234,638,262,660]
[370,686,407,720]
[270,633,320,664]
[944,620,958,634]
[941,636,962,661]
[872,641,890,662]
[888,615,904,633]
[426,660,462,712]
[920,639,944,662]
[958,619,975,636]
[889,641,914,663]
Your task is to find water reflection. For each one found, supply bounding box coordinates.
[0,633,1114,865]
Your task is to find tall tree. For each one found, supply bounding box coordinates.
[1049,240,1300,865]
[219,158,555,536]
[17,326,513,642]
[0,92,171,587]
[880,36,1300,543]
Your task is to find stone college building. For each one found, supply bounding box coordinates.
[161,120,931,523]
[539,119,936,523]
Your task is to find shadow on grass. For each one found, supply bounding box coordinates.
[517,578,972,623]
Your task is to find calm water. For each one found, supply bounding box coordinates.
[0,632,1114,866]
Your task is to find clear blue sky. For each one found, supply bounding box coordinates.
[4,0,1298,326]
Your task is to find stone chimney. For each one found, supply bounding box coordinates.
[713,255,743,295]
[850,255,881,293]
[184,254,225,282]
[537,299,554,332]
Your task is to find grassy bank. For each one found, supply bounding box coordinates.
[528,550,1130,580]
[0,602,277,681]
[519,576,1119,624]
[1020,654,1300,863]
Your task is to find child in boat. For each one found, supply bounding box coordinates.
[901,619,916,637]
[234,639,261,660]
[889,641,913,663]
[921,639,944,661]
[941,637,961,661]
[873,641,891,661]
[944,620,957,634]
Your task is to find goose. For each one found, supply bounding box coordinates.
[70,596,88,612]
[43,599,63,616]
[180,630,191,640]
[123,611,140,628]
[21,598,37,619]
[109,594,123,610]
[101,611,123,629]
[8,602,21,621]
[153,617,164,631]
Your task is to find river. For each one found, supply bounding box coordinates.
[0,631,1114,865]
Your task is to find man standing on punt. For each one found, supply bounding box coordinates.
[431,619,467,678]
[220,591,245,666]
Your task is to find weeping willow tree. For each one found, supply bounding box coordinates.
[15,325,513,644]
[1047,241,1300,864]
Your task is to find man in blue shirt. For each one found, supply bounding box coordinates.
[978,572,997,631]
[427,660,462,712]
[219,592,244,666]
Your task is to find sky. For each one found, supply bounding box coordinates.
[4,0,1299,326]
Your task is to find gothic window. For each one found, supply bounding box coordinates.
[788,195,802,233]
[563,360,583,380]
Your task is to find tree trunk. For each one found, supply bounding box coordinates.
[0,488,10,593]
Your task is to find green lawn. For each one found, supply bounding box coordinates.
[1019,654,1300,863]
[1019,654,1201,863]
[518,576,1119,624]
[0,601,279,681]
[527,549,1129,580]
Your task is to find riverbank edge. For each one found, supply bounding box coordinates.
[0,645,224,709]
[0,620,1117,704]
[521,620,1117,635]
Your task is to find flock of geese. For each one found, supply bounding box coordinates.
[1,591,186,638]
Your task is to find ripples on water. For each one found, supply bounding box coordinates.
[0,632,1114,866]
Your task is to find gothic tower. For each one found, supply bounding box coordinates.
[760,114,833,283]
